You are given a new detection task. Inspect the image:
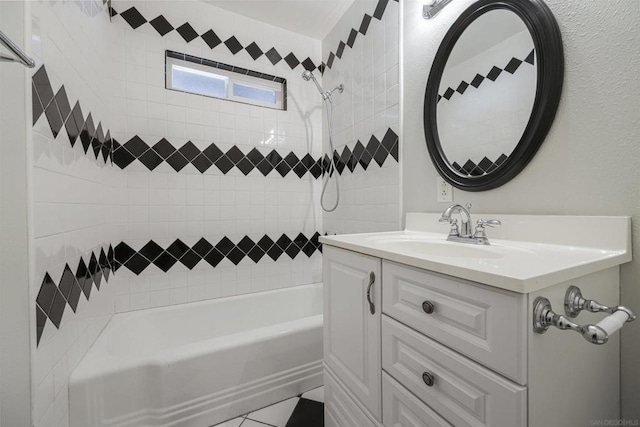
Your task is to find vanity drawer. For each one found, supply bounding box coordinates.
[382,261,526,383]
[382,316,527,427]
[383,371,452,427]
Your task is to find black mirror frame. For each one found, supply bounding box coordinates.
[424,0,564,191]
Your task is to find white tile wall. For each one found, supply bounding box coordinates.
[108,0,324,311]
[29,1,400,425]
[321,0,401,234]
[30,1,115,426]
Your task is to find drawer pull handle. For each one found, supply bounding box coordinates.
[422,372,435,387]
[422,300,435,314]
[366,272,375,315]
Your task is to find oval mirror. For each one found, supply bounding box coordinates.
[424,0,564,191]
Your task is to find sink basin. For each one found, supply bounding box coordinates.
[375,239,504,259]
[364,234,536,259]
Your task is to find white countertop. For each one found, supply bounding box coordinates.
[319,213,632,293]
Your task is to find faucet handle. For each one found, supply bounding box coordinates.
[477,219,501,228]
[440,218,459,236]
[474,219,500,240]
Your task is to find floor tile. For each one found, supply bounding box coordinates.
[241,419,275,427]
[246,397,299,427]
[211,416,245,427]
[285,398,324,427]
[301,386,324,403]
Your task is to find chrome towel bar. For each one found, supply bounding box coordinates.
[0,30,35,68]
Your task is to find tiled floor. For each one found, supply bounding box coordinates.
[212,386,324,427]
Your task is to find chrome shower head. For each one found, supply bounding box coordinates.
[301,70,326,96]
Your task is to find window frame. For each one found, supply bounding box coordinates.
[165,50,287,110]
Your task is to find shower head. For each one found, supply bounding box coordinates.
[301,70,326,97]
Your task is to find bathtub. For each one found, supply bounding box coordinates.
[69,283,323,427]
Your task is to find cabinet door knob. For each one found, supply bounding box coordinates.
[422,300,435,314]
[422,372,435,387]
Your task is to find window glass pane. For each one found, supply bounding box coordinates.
[172,64,228,98]
[233,82,277,105]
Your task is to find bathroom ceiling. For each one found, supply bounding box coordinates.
[201,0,355,40]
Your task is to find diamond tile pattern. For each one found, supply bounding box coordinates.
[110,7,322,72]
[323,0,396,70]
[114,232,322,275]
[451,153,509,177]
[438,49,535,103]
[111,128,397,176]
[35,245,114,346]
[32,65,113,165]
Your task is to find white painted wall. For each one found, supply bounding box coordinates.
[0,3,32,426]
[402,0,640,419]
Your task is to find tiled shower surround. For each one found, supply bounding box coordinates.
[30,0,399,426]
[321,0,401,234]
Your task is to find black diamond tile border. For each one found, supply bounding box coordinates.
[113,232,323,276]
[35,245,114,346]
[32,65,397,177]
[32,65,113,165]
[437,49,535,103]
[112,128,398,176]
[322,128,399,177]
[451,153,509,177]
[110,6,321,73]
[322,0,398,73]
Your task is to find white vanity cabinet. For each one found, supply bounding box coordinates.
[322,237,625,427]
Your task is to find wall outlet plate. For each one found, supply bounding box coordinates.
[436,177,453,202]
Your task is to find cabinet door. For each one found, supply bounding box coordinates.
[325,366,379,427]
[323,246,381,420]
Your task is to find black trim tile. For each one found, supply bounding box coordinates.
[32,83,44,126]
[176,22,198,43]
[284,53,300,69]
[224,36,243,55]
[336,41,346,59]
[120,7,147,29]
[149,15,174,36]
[36,273,57,315]
[201,30,222,49]
[36,305,47,345]
[33,66,54,109]
[265,48,282,65]
[359,14,372,35]
[301,58,316,71]
[346,29,358,48]
[373,0,389,20]
[245,42,263,60]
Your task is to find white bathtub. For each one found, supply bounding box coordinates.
[69,283,323,427]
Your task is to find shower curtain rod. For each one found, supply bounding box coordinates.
[0,30,35,68]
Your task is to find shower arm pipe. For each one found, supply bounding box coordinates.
[0,30,35,68]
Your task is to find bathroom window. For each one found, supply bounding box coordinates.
[165,51,286,110]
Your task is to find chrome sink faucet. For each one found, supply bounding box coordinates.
[439,203,501,245]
